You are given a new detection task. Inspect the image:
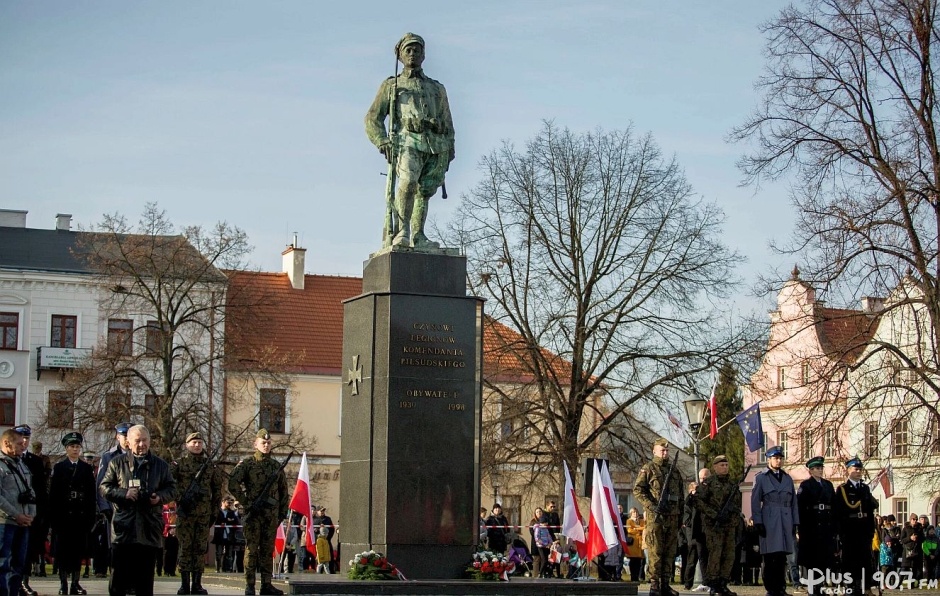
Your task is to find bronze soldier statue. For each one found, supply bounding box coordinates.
[695,455,741,596]
[365,32,455,249]
[172,432,223,596]
[634,438,684,596]
[228,430,289,596]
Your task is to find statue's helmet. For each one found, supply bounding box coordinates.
[395,33,425,58]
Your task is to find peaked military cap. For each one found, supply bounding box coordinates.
[185,432,204,443]
[115,422,132,435]
[395,32,425,58]
[806,456,825,468]
[845,456,864,469]
[82,451,95,460]
[61,432,83,447]
[765,445,784,458]
[712,455,728,465]
[653,437,669,448]
[256,429,271,440]
[12,424,31,436]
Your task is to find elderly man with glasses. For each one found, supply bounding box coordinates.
[751,446,799,596]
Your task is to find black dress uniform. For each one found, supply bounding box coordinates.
[797,456,837,588]
[50,432,96,595]
[833,458,877,595]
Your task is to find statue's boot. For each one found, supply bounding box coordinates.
[410,197,440,249]
[392,189,414,247]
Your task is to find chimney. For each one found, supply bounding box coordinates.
[55,213,72,231]
[282,233,306,290]
[861,296,885,313]
[0,209,27,228]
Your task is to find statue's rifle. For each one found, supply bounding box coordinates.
[713,464,752,528]
[383,51,400,247]
[241,450,295,523]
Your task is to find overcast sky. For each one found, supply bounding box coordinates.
[1,2,795,317]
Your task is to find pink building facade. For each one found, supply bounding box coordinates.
[740,268,877,518]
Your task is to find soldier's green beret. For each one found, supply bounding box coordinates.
[806,456,825,468]
[186,432,203,443]
[712,455,728,465]
[256,429,271,440]
[653,438,669,448]
[61,432,83,447]
[395,32,425,57]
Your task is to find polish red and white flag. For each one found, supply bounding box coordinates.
[288,452,314,550]
[586,461,619,560]
[599,461,628,551]
[561,461,586,557]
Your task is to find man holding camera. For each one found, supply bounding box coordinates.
[0,427,35,596]
[100,425,176,596]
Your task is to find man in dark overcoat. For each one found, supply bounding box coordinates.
[796,456,836,592]
[49,432,96,596]
[750,446,799,596]
[833,457,877,596]
[15,425,49,596]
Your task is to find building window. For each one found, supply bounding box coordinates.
[0,313,18,350]
[50,315,77,348]
[759,433,770,463]
[260,388,286,434]
[802,429,815,460]
[825,427,837,459]
[777,366,787,390]
[107,319,133,356]
[144,321,167,357]
[48,391,74,428]
[144,394,167,415]
[864,421,879,458]
[499,396,527,441]
[933,500,940,528]
[895,498,909,521]
[801,362,811,385]
[105,392,130,425]
[930,417,940,455]
[778,431,789,460]
[892,419,910,458]
[0,388,14,426]
[500,494,522,531]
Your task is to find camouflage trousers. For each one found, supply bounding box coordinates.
[176,517,211,572]
[704,526,735,583]
[644,514,679,582]
[244,516,279,586]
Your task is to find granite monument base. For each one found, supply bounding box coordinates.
[339,249,483,580]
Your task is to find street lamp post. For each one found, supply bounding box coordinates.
[683,396,708,474]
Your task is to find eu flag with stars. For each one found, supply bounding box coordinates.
[735,403,764,452]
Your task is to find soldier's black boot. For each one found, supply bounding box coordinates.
[178,571,191,595]
[58,569,69,595]
[722,579,738,596]
[665,580,681,596]
[70,570,88,595]
[259,585,283,596]
[650,578,662,596]
[191,571,208,595]
[244,585,255,596]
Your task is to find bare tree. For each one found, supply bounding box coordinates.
[731,0,940,484]
[449,122,752,497]
[51,204,316,462]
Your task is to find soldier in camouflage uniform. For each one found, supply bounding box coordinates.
[365,32,455,249]
[694,455,741,596]
[228,430,289,596]
[171,432,223,596]
[634,438,684,596]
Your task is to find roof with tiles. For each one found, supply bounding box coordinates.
[225,269,571,380]
[816,306,878,364]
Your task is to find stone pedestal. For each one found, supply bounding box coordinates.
[339,250,483,579]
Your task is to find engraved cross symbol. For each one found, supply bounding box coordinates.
[346,355,363,396]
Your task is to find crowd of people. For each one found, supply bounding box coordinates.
[0,424,337,596]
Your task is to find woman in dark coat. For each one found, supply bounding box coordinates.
[49,432,96,595]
